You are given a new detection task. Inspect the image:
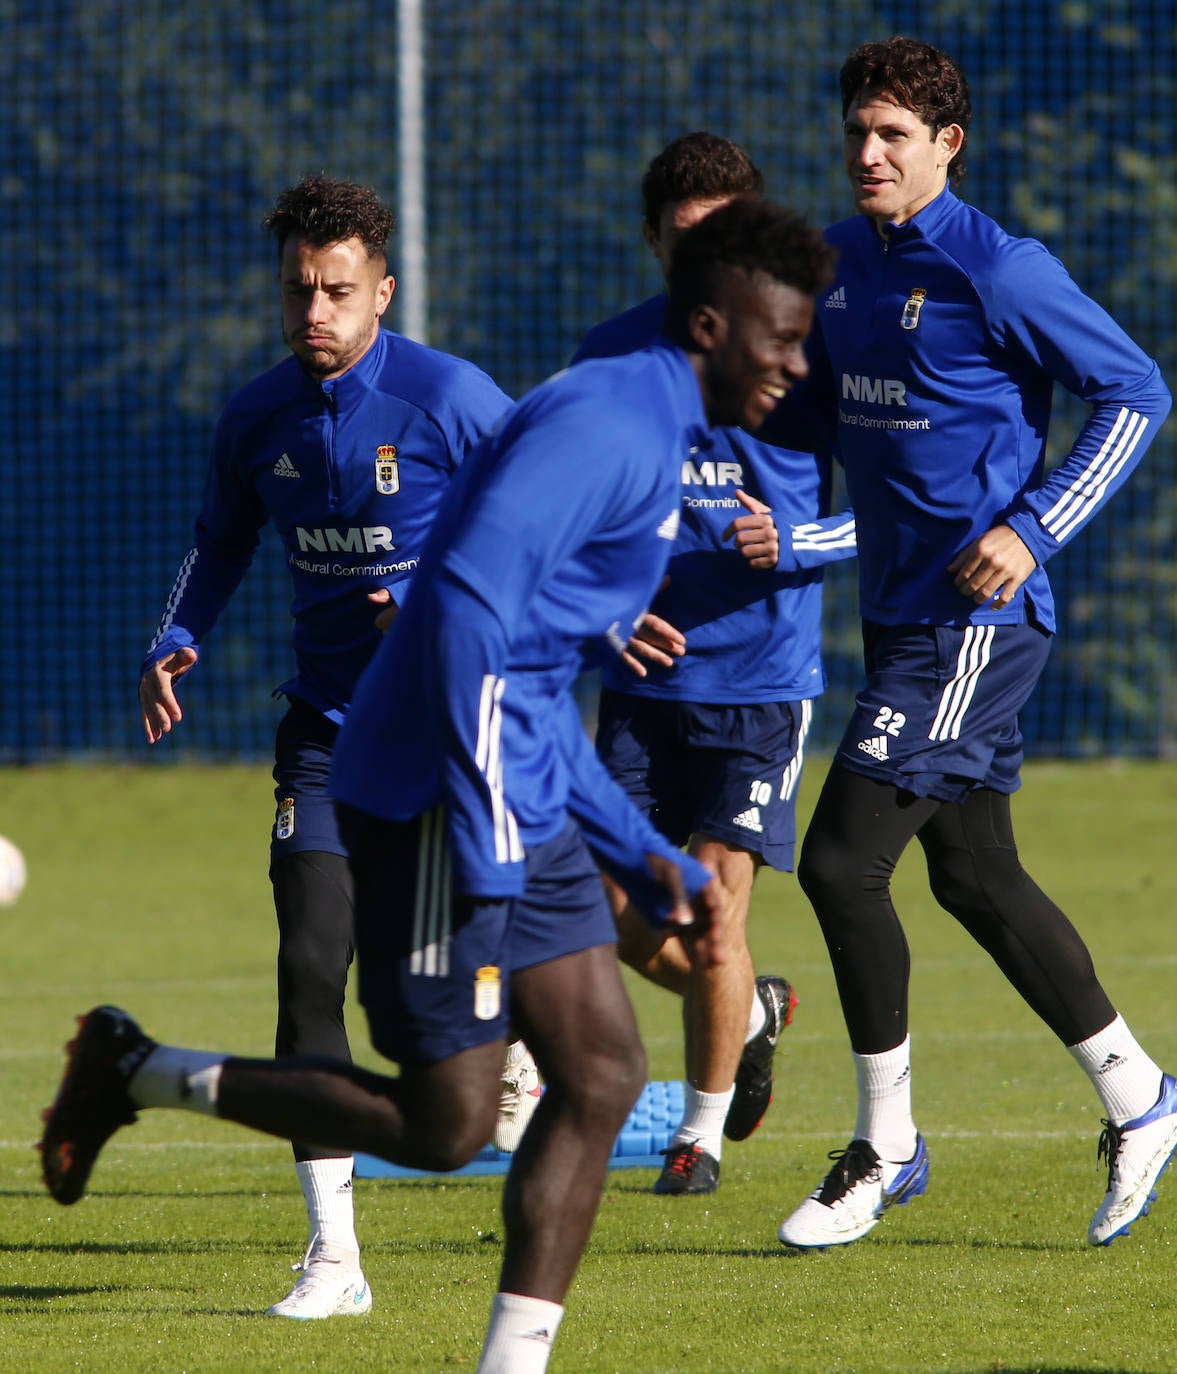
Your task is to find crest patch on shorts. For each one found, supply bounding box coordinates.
[473,965,502,1021]
[275,796,295,841]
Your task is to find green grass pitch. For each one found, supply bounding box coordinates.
[2,760,1175,1372]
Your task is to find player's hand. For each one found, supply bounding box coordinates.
[368,587,399,633]
[948,525,1036,608]
[722,489,780,570]
[621,611,686,678]
[646,853,731,970]
[138,647,199,744]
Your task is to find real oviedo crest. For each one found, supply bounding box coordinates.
[900,288,927,331]
[375,445,399,494]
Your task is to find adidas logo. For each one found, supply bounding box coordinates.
[825,285,847,309]
[657,508,680,540]
[732,806,764,833]
[273,452,301,479]
[857,735,889,760]
[1096,1052,1125,1076]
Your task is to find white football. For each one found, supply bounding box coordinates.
[0,835,27,906]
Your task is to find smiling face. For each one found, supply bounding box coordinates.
[693,269,814,432]
[279,234,394,379]
[842,91,963,229]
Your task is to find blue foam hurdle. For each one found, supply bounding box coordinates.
[354,1079,685,1179]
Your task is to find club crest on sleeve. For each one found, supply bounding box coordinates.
[473,964,502,1020]
[901,288,927,331]
[275,796,295,840]
[375,445,399,494]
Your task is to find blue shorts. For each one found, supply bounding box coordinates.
[595,689,814,872]
[337,806,617,1066]
[270,698,346,861]
[834,621,1053,802]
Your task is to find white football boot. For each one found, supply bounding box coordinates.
[1089,1072,1177,1246]
[494,1040,543,1153]
[778,1135,929,1249]
[267,1235,372,1319]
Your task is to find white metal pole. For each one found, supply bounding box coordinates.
[396,0,427,343]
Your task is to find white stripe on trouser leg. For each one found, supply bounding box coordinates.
[929,625,995,742]
[411,808,452,976]
[779,698,813,802]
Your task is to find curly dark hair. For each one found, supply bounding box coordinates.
[665,197,835,322]
[641,132,765,231]
[840,36,971,185]
[263,175,396,260]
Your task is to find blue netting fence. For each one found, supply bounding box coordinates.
[3,0,1175,761]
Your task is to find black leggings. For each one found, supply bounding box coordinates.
[271,849,356,1161]
[797,765,1114,1054]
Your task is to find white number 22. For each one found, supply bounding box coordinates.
[873,706,907,736]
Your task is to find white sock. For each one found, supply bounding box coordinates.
[745,989,767,1042]
[297,1157,359,1255]
[128,1045,225,1114]
[1067,1014,1165,1125]
[673,1085,734,1159]
[853,1037,917,1162]
[477,1291,563,1374]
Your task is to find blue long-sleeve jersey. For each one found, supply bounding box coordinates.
[142,329,512,720]
[787,188,1171,629]
[330,339,713,916]
[573,296,855,703]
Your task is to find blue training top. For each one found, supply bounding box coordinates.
[141,328,513,721]
[573,295,855,703]
[785,187,1171,630]
[330,339,714,917]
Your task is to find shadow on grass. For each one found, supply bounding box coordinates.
[0,1177,512,1201]
[0,1185,296,1201]
[1,1235,502,1259]
[600,1233,1091,1258]
[0,1238,286,1257]
[1,1285,112,1301]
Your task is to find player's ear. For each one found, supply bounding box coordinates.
[688,302,725,353]
[641,220,661,260]
[376,275,395,316]
[937,123,964,169]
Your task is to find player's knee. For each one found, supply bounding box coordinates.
[396,1088,499,1172]
[925,850,978,917]
[552,1037,646,1134]
[616,926,688,992]
[610,1037,647,1108]
[277,937,349,999]
[924,846,1017,921]
[798,829,863,908]
[409,1118,494,1173]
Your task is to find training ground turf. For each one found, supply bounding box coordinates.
[3,760,1176,1373]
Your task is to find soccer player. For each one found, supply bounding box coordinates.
[770,36,1176,1251]
[136,175,512,1316]
[43,197,835,1373]
[574,133,856,1194]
